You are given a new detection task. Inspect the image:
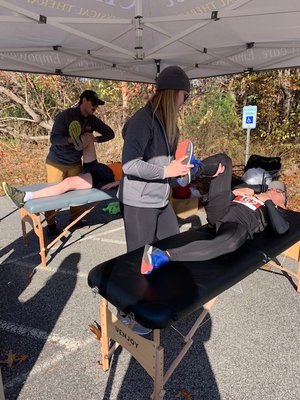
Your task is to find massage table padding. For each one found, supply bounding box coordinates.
[18,183,112,267]
[20,183,112,213]
[88,209,300,329]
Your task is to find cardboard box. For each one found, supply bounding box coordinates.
[170,196,199,219]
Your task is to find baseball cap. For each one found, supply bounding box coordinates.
[268,180,286,192]
[79,90,105,105]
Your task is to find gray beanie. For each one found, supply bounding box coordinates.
[156,66,190,92]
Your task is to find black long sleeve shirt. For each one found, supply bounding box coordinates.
[47,106,114,165]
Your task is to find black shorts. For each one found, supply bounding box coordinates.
[83,160,114,189]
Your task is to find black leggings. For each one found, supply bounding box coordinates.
[122,203,179,252]
[169,221,248,261]
[168,153,248,262]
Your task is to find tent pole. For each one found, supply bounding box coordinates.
[134,0,144,60]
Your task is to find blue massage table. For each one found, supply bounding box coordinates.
[19,183,112,267]
[88,209,300,400]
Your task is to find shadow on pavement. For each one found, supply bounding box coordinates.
[0,253,79,400]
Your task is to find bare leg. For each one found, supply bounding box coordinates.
[82,134,97,163]
[31,174,93,200]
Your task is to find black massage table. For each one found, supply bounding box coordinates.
[88,209,300,399]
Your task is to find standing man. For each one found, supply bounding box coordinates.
[45,90,115,237]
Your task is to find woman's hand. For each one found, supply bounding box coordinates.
[164,156,193,178]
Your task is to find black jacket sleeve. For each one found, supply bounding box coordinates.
[264,200,289,234]
[93,117,115,142]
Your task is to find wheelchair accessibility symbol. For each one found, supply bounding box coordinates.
[242,105,257,129]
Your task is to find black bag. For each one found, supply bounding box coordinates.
[232,154,282,192]
[245,154,281,179]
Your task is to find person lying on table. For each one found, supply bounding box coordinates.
[2,134,120,209]
[141,153,289,274]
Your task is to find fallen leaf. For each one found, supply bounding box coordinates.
[89,321,102,341]
[0,350,17,368]
[176,388,193,400]
[0,350,28,368]
[15,353,28,363]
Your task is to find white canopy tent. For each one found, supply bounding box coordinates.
[0,0,299,83]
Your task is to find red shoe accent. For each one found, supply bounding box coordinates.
[140,245,153,275]
[175,139,193,161]
[175,140,194,187]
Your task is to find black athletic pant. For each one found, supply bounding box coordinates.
[168,153,248,262]
[122,203,179,252]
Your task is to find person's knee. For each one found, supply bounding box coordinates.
[202,153,231,167]
[64,176,77,190]
[214,153,231,167]
[200,153,232,176]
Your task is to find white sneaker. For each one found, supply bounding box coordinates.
[116,312,152,336]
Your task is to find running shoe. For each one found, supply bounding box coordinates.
[68,120,83,151]
[141,244,170,275]
[2,182,25,208]
[116,312,152,336]
[190,154,202,177]
[175,140,194,187]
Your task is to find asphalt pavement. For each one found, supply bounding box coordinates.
[0,195,299,400]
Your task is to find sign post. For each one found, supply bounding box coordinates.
[242,105,257,165]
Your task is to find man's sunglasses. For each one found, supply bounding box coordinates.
[89,100,98,107]
[267,188,285,194]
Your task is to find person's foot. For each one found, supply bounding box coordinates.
[2,182,25,208]
[68,120,83,151]
[46,223,61,238]
[141,245,170,275]
[175,140,194,187]
[116,312,152,336]
[190,154,202,177]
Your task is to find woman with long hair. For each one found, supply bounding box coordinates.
[116,66,194,335]
[118,65,193,253]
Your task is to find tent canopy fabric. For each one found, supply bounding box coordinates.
[0,0,300,83]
